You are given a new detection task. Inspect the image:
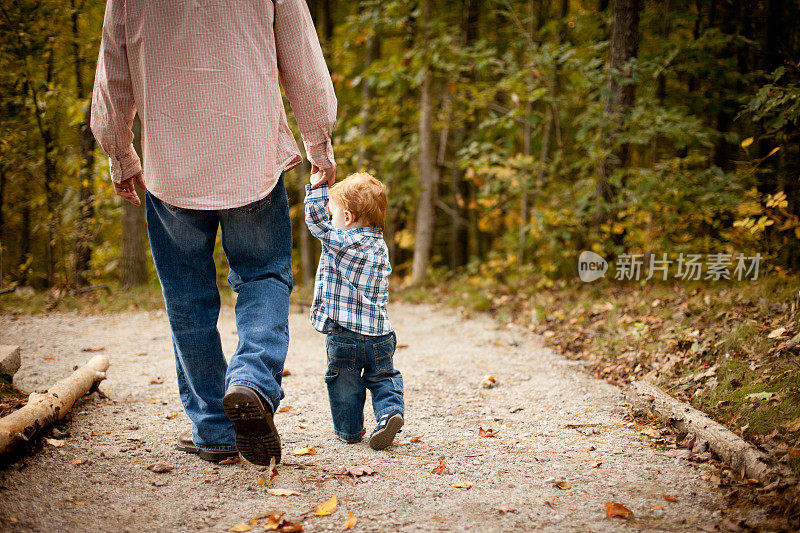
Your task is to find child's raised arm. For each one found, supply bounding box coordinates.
[304,183,357,251]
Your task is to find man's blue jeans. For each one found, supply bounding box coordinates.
[145,175,292,452]
[324,323,404,441]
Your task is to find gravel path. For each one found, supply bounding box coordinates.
[0,303,740,531]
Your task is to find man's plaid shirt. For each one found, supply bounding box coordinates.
[304,183,392,336]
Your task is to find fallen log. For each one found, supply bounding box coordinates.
[626,380,793,484]
[0,355,109,456]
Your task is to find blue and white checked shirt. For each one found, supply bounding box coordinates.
[304,183,392,336]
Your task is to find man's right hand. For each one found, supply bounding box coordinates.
[310,163,336,189]
[114,171,146,206]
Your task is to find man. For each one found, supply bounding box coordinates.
[90,0,337,466]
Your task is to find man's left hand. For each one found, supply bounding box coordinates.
[114,171,146,206]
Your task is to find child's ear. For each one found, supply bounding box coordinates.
[344,210,353,225]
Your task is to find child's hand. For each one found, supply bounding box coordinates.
[310,170,325,188]
[310,163,336,189]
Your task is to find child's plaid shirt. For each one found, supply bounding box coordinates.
[304,183,392,336]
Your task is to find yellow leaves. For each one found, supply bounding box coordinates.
[395,229,415,250]
[453,481,473,489]
[766,191,788,209]
[293,447,316,456]
[257,477,265,486]
[313,494,337,516]
[229,524,252,532]
[267,489,301,497]
[343,511,357,529]
[263,512,282,530]
[741,137,754,148]
[553,481,571,490]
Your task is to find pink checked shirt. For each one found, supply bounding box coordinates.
[91,0,337,209]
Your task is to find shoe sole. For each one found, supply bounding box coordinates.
[368,414,404,451]
[176,441,239,463]
[222,388,281,466]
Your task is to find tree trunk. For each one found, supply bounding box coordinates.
[595,0,641,233]
[411,0,437,284]
[0,168,4,284]
[119,116,148,289]
[0,355,109,456]
[299,159,317,287]
[71,0,96,287]
[20,201,31,283]
[450,0,478,269]
[357,31,381,168]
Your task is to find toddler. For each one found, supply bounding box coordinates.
[304,171,405,450]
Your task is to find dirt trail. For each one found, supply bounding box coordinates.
[0,303,749,531]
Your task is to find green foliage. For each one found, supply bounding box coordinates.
[1,0,799,292]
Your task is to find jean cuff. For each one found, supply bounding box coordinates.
[334,428,364,441]
[196,444,237,452]
[374,407,404,421]
[228,379,277,414]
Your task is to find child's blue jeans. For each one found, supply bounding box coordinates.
[324,323,404,441]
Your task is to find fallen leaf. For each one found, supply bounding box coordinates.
[279,406,293,413]
[664,448,693,459]
[651,505,663,510]
[544,500,555,509]
[478,427,498,438]
[454,481,473,489]
[219,456,241,465]
[81,346,106,352]
[257,477,265,486]
[229,523,252,532]
[605,502,633,519]
[663,494,679,502]
[147,462,174,473]
[263,512,282,530]
[71,459,83,465]
[165,413,178,420]
[498,506,518,513]
[344,511,357,529]
[344,465,375,477]
[249,518,258,527]
[553,481,571,490]
[641,428,661,439]
[282,368,291,376]
[46,438,64,447]
[397,343,409,349]
[410,436,422,443]
[267,488,301,497]
[767,327,786,339]
[293,447,316,456]
[431,460,447,475]
[314,494,337,516]
[744,392,774,401]
[43,357,54,360]
[277,520,303,533]
[69,500,86,506]
[269,456,279,482]
[149,377,164,385]
[481,375,497,388]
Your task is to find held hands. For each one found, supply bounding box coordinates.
[114,171,146,206]
[310,163,336,189]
